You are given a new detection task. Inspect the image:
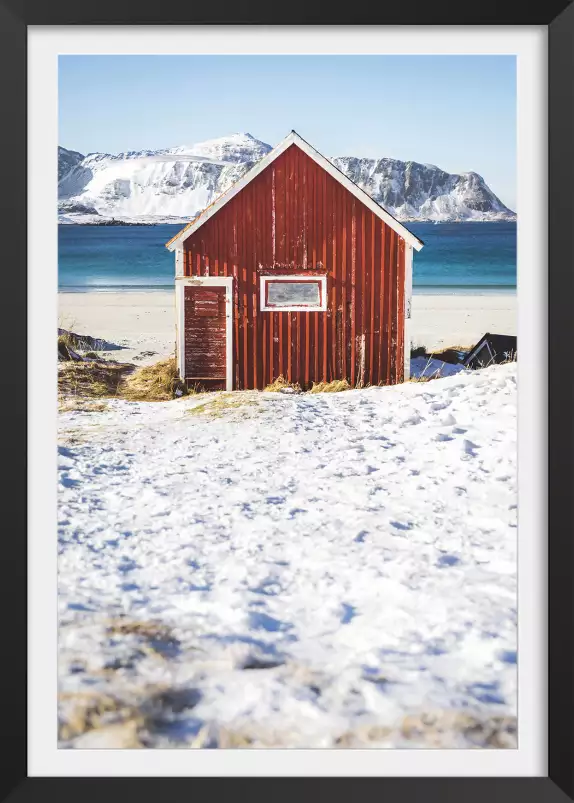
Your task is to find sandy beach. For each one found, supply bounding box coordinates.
[59,290,516,365]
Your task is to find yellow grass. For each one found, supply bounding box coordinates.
[186,393,259,418]
[434,344,473,354]
[264,375,301,393]
[120,358,188,401]
[58,399,109,413]
[58,360,132,398]
[309,379,350,394]
[58,691,142,743]
[58,357,190,403]
[105,618,175,642]
[58,332,76,352]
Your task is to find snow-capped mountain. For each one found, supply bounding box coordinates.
[58,133,515,224]
[331,156,513,222]
[58,146,84,182]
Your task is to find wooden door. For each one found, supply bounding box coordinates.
[184,285,227,389]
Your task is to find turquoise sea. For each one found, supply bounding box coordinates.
[58,221,516,294]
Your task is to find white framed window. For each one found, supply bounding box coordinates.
[259,275,327,312]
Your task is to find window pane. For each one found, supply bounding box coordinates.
[267,281,320,306]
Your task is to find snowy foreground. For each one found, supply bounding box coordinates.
[58,364,517,749]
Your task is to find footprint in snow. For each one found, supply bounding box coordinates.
[340,603,358,624]
[248,610,291,633]
[118,558,138,574]
[497,649,517,665]
[467,681,505,705]
[242,656,284,670]
[390,520,413,532]
[463,439,481,457]
[436,554,461,568]
[402,414,422,426]
[441,413,457,426]
[250,578,283,596]
[60,474,80,488]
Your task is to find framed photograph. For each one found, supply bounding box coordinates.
[2,1,572,800]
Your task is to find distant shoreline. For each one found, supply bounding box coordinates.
[58,288,517,362]
[59,219,517,227]
[58,285,517,295]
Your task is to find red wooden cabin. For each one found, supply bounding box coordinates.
[166,131,423,391]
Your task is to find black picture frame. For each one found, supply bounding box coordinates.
[1,2,572,801]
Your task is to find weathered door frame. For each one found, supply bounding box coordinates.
[175,275,234,391]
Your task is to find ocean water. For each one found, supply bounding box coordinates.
[58,221,516,294]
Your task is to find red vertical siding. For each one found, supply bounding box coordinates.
[183,144,406,390]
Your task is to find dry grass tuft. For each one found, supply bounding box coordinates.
[500,350,517,365]
[73,719,144,749]
[58,332,76,351]
[335,725,393,747]
[264,375,301,393]
[58,360,133,398]
[186,393,259,419]
[59,398,109,413]
[58,691,142,743]
[431,345,472,360]
[59,682,210,747]
[216,727,256,748]
[58,357,190,402]
[309,379,350,394]
[334,711,517,749]
[120,358,188,401]
[399,710,517,748]
[105,617,181,660]
[106,618,175,642]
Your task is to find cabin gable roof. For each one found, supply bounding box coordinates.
[165,131,424,252]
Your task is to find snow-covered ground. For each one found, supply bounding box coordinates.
[58,363,517,749]
[409,355,466,379]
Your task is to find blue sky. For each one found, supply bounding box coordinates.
[59,55,516,209]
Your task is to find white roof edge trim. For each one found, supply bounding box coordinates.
[166,131,424,252]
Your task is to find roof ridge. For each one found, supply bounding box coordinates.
[166,131,424,251]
